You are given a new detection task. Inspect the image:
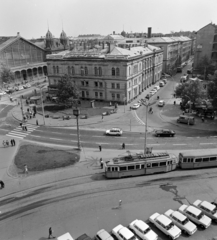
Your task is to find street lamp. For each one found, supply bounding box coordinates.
[73,107,81,150]
[122,94,126,113]
[141,99,151,154]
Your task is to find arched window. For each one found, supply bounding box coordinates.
[68,66,71,75]
[56,66,59,74]
[85,67,88,75]
[112,67,115,76]
[94,67,98,76]
[99,67,102,76]
[129,66,131,76]
[71,66,75,75]
[116,68,120,76]
[81,66,84,76]
[53,66,56,74]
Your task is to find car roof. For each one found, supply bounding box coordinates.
[111,128,121,130]
[201,201,215,211]
[157,214,171,226]
[172,211,186,221]
[119,227,134,238]
[188,206,201,216]
[97,229,113,240]
[75,234,92,240]
[134,220,149,231]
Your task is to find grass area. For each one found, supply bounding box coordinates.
[14,144,80,172]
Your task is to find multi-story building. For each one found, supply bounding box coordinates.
[194,23,217,69]
[0,32,47,83]
[47,43,163,103]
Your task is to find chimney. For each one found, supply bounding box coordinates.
[113,31,115,35]
[17,32,20,36]
[148,27,152,38]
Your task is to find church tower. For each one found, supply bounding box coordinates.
[60,30,68,49]
[45,30,53,50]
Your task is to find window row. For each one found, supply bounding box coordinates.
[111,83,120,89]
[182,156,217,163]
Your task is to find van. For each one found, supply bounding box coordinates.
[177,115,195,125]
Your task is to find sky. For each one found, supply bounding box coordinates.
[1,0,217,39]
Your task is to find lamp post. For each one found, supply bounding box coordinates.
[141,99,151,154]
[122,94,126,113]
[36,86,46,125]
[73,107,81,150]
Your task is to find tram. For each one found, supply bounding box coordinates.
[179,149,217,169]
[104,152,178,179]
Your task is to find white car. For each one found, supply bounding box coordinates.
[193,200,217,222]
[112,224,138,240]
[0,91,6,96]
[178,204,211,229]
[153,86,160,91]
[105,128,122,136]
[18,86,24,91]
[129,219,158,240]
[149,213,181,240]
[164,209,197,236]
[132,103,140,109]
[96,229,114,240]
[150,89,157,95]
[158,100,165,107]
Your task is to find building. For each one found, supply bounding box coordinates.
[46,43,163,103]
[194,23,217,69]
[0,32,47,83]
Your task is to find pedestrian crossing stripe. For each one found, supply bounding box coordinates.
[6,124,39,139]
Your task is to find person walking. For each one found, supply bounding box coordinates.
[202,116,205,122]
[101,114,104,121]
[99,145,102,152]
[24,165,28,175]
[0,180,5,189]
[10,139,13,146]
[48,227,54,239]
[119,200,122,208]
[25,126,27,131]
[122,143,125,149]
[100,158,103,169]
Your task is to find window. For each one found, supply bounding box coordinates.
[56,66,59,74]
[147,163,151,168]
[81,67,84,76]
[136,165,140,169]
[86,91,89,96]
[141,164,145,169]
[68,66,71,75]
[116,68,120,76]
[99,82,103,88]
[112,67,115,76]
[183,158,187,163]
[120,166,127,171]
[85,81,89,86]
[81,81,84,86]
[112,83,115,89]
[95,67,98,76]
[203,158,209,162]
[129,66,131,76]
[95,82,98,87]
[116,83,120,89]
[81,91,85,98]
[71,66,75,75]
[195,158,202,162]
[107,167,111,171]
[85,67,88,75]
[152,163,159,167]
[100,92,103,97]
[112,93,115,99]
[128,165,135,170]
[117,94,120,99]
[210,157,217,161]
[99,67,102,76]
[53,66,56,74]
[160,162,166,166]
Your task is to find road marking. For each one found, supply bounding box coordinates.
[51,132,62,134]
[114,136,127,138]
[150,144,161,145]
[92,136,105,137]
[31,135,41,138]
[132,110,146,125]
[49,138,62,141]
[173,144,187,145]
[6,134,23,139]
[70,134,77,136]
[200,143,215,145]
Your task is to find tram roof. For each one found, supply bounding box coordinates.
[179,149,217,158]
[106,152,170,166]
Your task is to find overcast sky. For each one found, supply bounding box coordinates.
[1,0,217,39]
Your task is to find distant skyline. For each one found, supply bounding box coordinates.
[1,0,217,39]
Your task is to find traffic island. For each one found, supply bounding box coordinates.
[9,143,80,177]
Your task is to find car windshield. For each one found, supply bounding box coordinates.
[182,218,189,225]
[128,236,136,240]
[166,222,174,230]
[144,227,151,234]
[197,212,204,220]
[211,207,217,215]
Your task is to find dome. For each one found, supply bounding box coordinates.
[46,30,53,39]
[60,30,67,39]
[121,30,126,37]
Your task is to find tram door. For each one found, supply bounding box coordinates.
[167,160,173,171]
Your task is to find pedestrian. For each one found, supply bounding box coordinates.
[119,200,122,208]
[202,116,205,122]
[24,165,28,174]
[122,143,125,149]
[101,114,104,121]
[36,119,38,125]
[0,180,4,189]
[174,101,176,105]
[20,122,23,128]
[25,126,27,131]
[48,227,54,239]
[6,140,9,147]
[10,139,13,146]
[13,139,15,146]
[99,145,102,152]
[100,158,103,169]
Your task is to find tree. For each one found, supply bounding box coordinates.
[196,55,215,79]
[175,80,204,105]
[56,74,80,104]
[207,77,217,108]
[0,64,15,86]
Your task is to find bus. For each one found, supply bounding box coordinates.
[179,149,217,169]
[104,152,178,179]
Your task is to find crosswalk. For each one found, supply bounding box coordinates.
[6,123,39,139]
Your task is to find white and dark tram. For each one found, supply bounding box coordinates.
[104,152,178,179]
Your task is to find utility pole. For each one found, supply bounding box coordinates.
[20,96,24,122]
[73,101,81,150]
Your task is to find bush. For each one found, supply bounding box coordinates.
[44,105,66,111]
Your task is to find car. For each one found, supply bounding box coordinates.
[5,88,14,94]
[105,128,123,136]
[25,83,31,88]
[159,82,164,87]
[158,100,165,107]
[164,209,197,236]
[132,103,140,109]
[96,229,114,240]
[112,224,138,240]
[129,219,158,240]
[23,85,27,89]
[75,234,93,240]
[0,91,6,96]
[162,73,171,78]
[150,89,158,94]
[161,79,167,84]
[18,86,24,91]
[145,94,150,100]
[154,86,160,91]
[178,204,211,229]
[149,90,157,96]
[154,129,175,137]
[193,200,217,222]
[177,67,182,73]
[149,212,181,240]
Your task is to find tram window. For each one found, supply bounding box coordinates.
[188,158,193,162]
[136,165,140,169]
[183,158,187,162]
[107,167,111,171]
[210,157,217,161]
[128,165,135,170]
[120,166,127,171]
[195,158,202,162]
[141,164,145,169]
[115,167,118,171]
[203,158,209,162]
[160,162,166,166]
[147,163,151,168]
[152,163,159,167]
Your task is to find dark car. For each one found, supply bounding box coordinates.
[145,94,150,100]
[75,234,93,240]
[5,88,15,94]
[154,129,175,137]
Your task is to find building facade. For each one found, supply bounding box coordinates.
[194,23,217,69]
[47,44,163,103]
[0,32,47,83]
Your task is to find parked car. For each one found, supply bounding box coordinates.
[193,200,217,222]
[154,86,160,91]
[129,219,158,240]
[159,82,164,87]
[177,115,195,125]
[0,91,6,96]
[149,213,181,240]
[162,73,171,78]
[132,103,140,109]
[154,129,175,137]
[178,204,211,229]
[145,94,150,100]
[23,85,27,89]
[149,90,157,96]
[158,100,165,107]
[75,234,93,240]
[177,67,182,73]
[105,127,123,136]
[18,86,24,91]
[5,88,14,94]
[96,229,114,240]
[164,209,197,236]
[25,83,31,88]
[112,224,138,240]
[161,79,167,84]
